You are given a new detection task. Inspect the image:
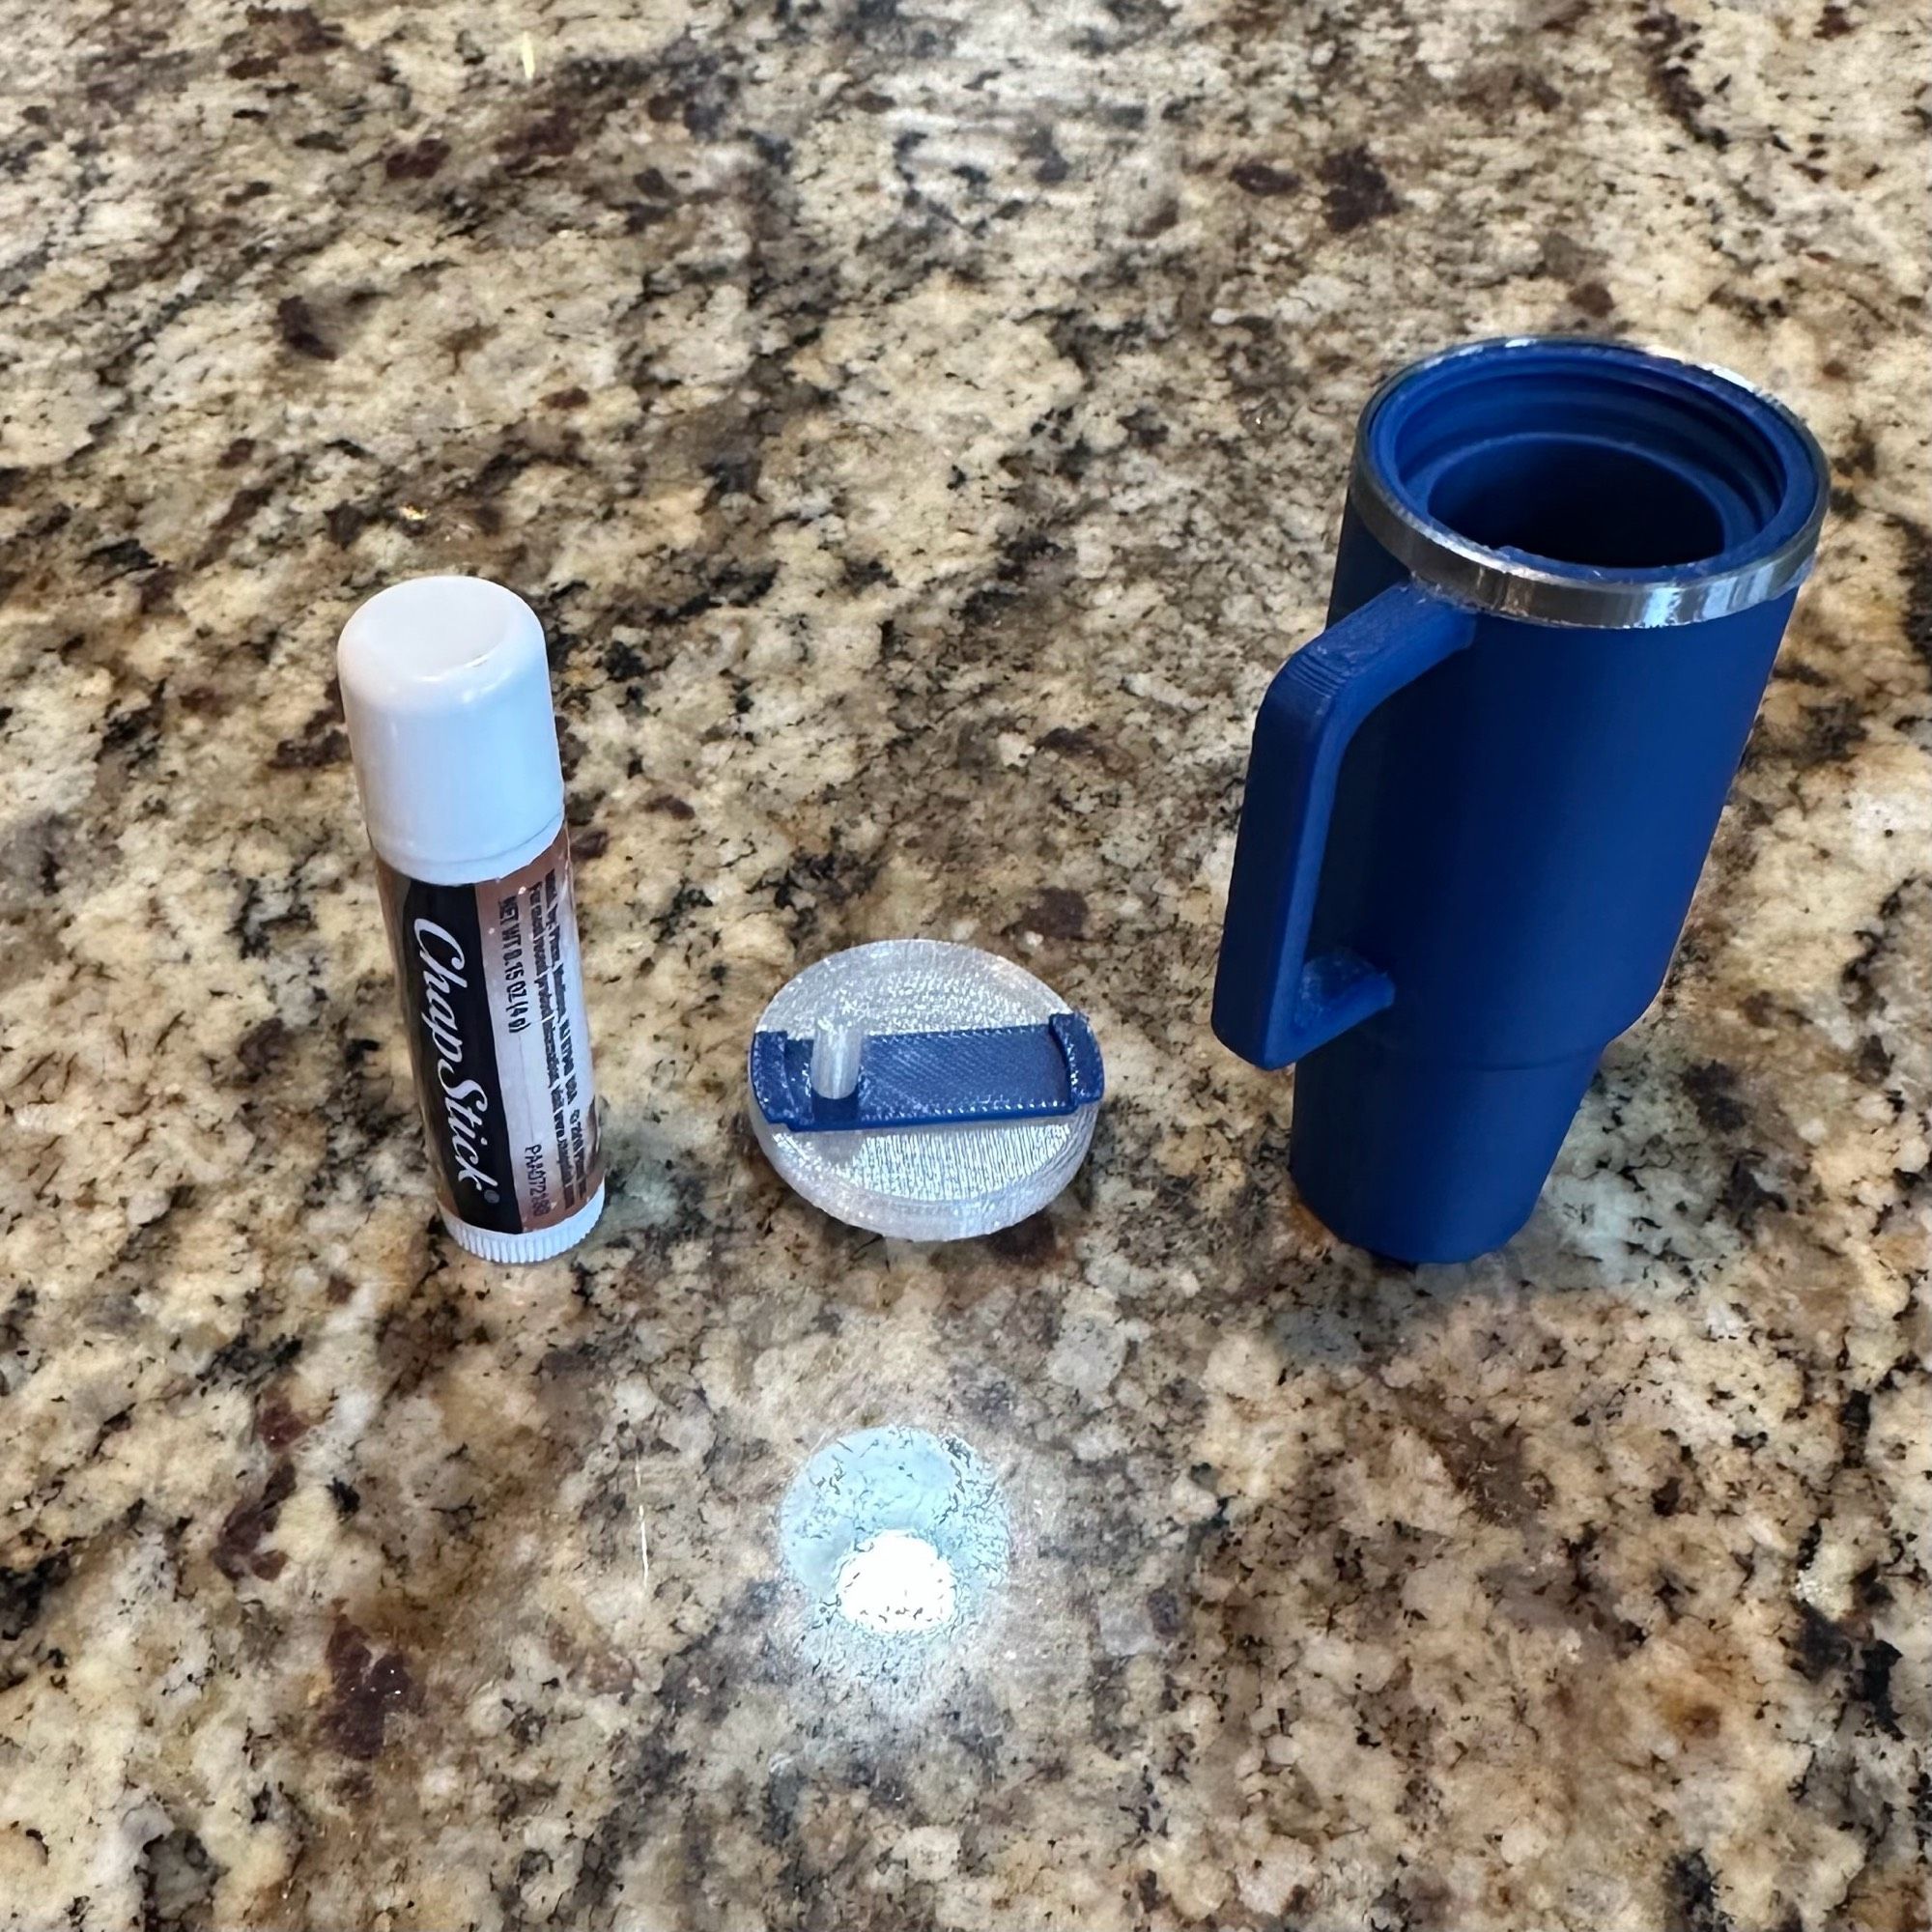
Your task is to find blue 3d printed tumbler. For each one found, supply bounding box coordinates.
[1213,337,1829,1264]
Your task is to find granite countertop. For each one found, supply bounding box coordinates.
[1,0,1926,1926]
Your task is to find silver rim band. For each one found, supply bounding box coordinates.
[1347,344,1830,631]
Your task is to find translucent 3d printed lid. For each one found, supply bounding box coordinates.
[748,939,1104,1240]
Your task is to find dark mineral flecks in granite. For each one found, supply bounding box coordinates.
[0,0,1926,1927]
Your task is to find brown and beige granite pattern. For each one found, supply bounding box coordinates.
[0,0,1927,1926]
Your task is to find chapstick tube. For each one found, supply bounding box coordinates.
[338,576,605,1263]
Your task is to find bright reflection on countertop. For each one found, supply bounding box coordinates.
[780,1426,1008,1689]
[835,1529,957,1635]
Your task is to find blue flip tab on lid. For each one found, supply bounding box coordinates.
[750,1012,1103,1133]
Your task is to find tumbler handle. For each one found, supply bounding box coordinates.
[1212,582,1477,1069]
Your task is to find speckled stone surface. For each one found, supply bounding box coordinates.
[1,0,1927,1926]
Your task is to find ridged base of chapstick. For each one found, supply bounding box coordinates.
[442,1181,606,1264]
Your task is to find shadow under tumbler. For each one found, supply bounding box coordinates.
[1212,337,1829,1264]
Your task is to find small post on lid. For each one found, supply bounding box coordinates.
[810,1014,864,1099]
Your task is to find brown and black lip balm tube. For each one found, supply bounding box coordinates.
[338,576,604,1263]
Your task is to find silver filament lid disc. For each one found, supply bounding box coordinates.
[748,940,1101,1240]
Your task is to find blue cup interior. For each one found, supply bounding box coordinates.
[1367,341,1823,581]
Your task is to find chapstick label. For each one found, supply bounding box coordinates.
[379,828,602,1236]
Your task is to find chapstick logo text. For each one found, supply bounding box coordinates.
[412,919,500,1196]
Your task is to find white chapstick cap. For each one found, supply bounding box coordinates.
[337,576,565,884]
